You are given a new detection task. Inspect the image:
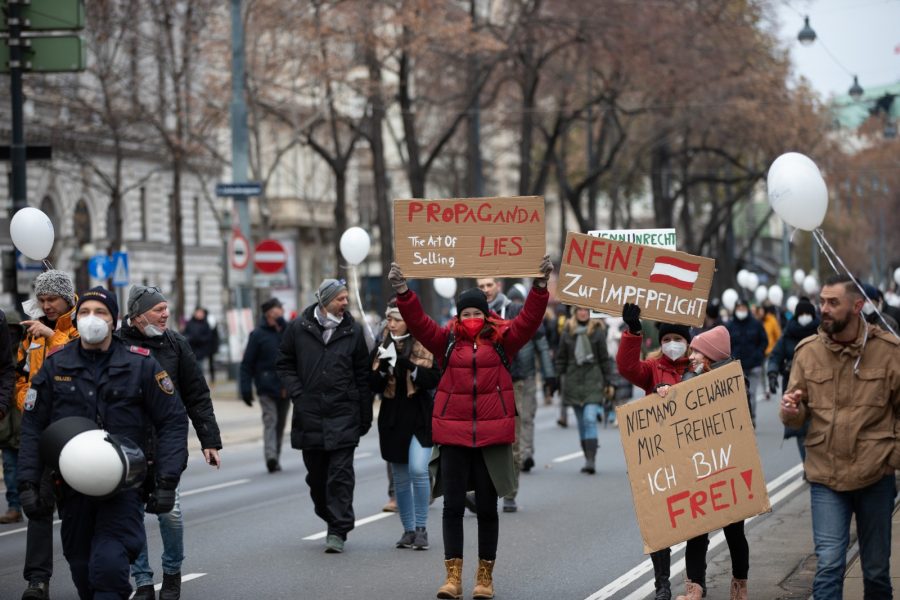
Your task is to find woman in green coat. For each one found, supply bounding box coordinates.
[555,307,612,474]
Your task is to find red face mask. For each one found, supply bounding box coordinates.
[460,317,485,339]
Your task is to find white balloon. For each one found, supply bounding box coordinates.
[58,430,124,497]
[803,275,819,295]
[339,227,371,265]
[886,291,900,308]
[10,207,55,260]
[793,269,806,286]
[755,285,769,304]
[786,295,799,314]
[722,288,739,312]
[767,152,828,231]
[745,272,759,291]
[894,267,900,286]
[433,278,457,299]
[768,285,784,306]
[736,269,749,288]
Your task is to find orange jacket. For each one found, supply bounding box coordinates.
[15,309,79,411]
[763,313,782,356]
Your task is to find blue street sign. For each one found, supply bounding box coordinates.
[88,254,112,279]
[15,251,44,272]
[110,252,129,287]
[215,181,263,197]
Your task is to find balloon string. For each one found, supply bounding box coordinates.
[813,229,899,340]
[348,264,377,351]
[42,259,54,271]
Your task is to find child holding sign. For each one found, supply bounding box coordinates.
[678,326,750,600]
[616,302,700,600]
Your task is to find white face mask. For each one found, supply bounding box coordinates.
[862,302,876,316]
[661,341,686,361]
[137,316,164,338]
[734,310,748,320]
[797,315,814,327]
[78,315,111,344]
[693,362,706,375]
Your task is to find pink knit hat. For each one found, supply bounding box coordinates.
[690,325,731,362]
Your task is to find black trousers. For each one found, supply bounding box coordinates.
[60,489,145,600]
[23,469,55,584]
[302,447,356,538]
[684,533,711,585]
[440,445,499,561]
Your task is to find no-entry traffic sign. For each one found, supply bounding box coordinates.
[253,239,287,274]
[230,230,250,270]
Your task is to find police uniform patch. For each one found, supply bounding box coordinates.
[24,388,37,411]
[156,371,175,395]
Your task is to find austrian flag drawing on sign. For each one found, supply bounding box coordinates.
[557,231,716,327]
[649,256,702,291]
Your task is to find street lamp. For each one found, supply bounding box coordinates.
[848,75,864,101]
[797,16,816,46]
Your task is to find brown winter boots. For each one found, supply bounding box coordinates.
[730,577,748,600]
[472,559,495,599]
[674,579,703,600]
[437,558,463,599]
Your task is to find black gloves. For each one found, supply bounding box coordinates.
[622,303,642,335]
[242,392,253,407]
[544,377,558,397]
[377,359,391,374]
[146,478,178,514]
[19,481,53,520]
[768,372,779,395]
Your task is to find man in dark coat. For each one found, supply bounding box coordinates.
[18,287,188,600]
[183,308,218,383]
[240,297,288,473]
[726,298,768,424]
[276,279,372,554]
[117,285,222,599]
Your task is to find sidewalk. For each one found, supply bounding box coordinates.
[698,480,900,600]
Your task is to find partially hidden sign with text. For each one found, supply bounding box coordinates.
[393,196,545,278]
[616,361,770,553]
[557,231,715,327]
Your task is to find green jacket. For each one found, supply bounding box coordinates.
[0,405,22,449]
[429,443,517,499]
[556,319,610,407]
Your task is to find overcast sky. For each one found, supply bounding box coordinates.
[776,0,900,98]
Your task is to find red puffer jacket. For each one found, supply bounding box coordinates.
[396,286,549,447]
[615,331,689,395]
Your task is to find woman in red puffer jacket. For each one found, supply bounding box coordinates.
[388,256,551,600]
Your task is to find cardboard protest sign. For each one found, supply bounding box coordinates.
[393,196,545,278]
[616,361,770,553]
[557,231,715,327]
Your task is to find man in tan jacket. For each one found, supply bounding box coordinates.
[781,273,900,600]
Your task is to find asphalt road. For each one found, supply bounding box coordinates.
[0,392,804,600]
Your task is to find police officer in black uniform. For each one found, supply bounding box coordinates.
[17,287,188,600]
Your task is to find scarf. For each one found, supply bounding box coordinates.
[574,324,594,366]
[315,306,341,343]
[373,335,434,399]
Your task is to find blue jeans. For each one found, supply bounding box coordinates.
[131,489,184,587]
[810,475,895,600]
[391,436,431,531]
[572,404,599,441]
[2,449,20,511]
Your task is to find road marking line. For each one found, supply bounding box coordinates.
[0,519,61,538]
[552,451,584,463]
[303,511,394,540]
[585,464,805,600]
[181,479,251,497]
